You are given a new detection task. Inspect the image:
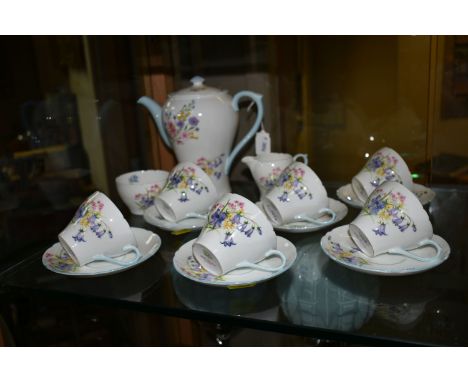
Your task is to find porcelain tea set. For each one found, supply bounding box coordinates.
[42,77,450,284]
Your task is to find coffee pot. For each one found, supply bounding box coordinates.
[138,76,263,195]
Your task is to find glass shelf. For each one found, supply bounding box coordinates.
[1,183,467,346]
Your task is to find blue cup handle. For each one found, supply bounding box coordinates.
[225,91,264,174]
[294,207,336,226]
[387,239,443,262]
[185,212,208,220]
[234,249,286,273]
[91,244,142,267]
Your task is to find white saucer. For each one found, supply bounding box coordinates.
[256,198,348,233]
[320,225,450,276]
[337,183,436,209]
[143,205,206,232]
[42,227,161,277]
[173,236,297,287]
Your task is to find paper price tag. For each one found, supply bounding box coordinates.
[255,130,271,155]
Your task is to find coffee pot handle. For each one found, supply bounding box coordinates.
[293,153,309,165]
[226,91,264,174]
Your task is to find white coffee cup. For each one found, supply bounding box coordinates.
[262,162,336,226]
[352,147,413,203]
[241,152,308,198]
[349,181,442,262]
[155,162,217,223]
[116,170,169,215]
[59,191,142,267]
[192,193,287,276]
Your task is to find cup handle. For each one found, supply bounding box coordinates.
[387,239,443,262]
[294,207,336,226]
[293,153,309,165]
[234,249,287,273]
[91,244,142,267]
[185,212,208,220]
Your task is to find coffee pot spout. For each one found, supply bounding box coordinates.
[137,96,172,148]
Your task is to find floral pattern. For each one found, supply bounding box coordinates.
[362,188,417,236]
[259,167,283,191]
[134,184,161,209]
[182,255,225,282]
[275,165,313,202]
[365,151,402,188]
[165,100,200,144]
[204,199,263,247]
[326,237,368,266]
[162,166,209,202]
[196,154,225,180]
[44,248,79,272]
[71,198,113,242]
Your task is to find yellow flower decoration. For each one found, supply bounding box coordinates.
[223,220,235,231]
[378,210,389,220]
[376,168,385,177]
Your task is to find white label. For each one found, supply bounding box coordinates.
[255,130,271,155]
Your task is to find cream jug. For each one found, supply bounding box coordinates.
[242,152,308,198]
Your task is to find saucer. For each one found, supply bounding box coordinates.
[337,183,436,209]
[143,205,206,232]
[173,236,297,287]
[256,198,348,233]
[42,227,161,277]
[320,225,450,276]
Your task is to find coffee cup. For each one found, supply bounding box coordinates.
[155,162,217,223]
[192,193,286,276]
[116,170,169,215]
[351,147,413,203]
[59,191,142,267]
[262,162,336,226]
[349,181,442,261]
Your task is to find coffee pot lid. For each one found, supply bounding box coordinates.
[169,76,226,99]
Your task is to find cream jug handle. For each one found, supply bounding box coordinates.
[293,153,309,165]
[225,91,264,174]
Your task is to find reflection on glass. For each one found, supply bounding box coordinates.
[172,268,279,319]
[374,280,440,330]
[278,239,380,332]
